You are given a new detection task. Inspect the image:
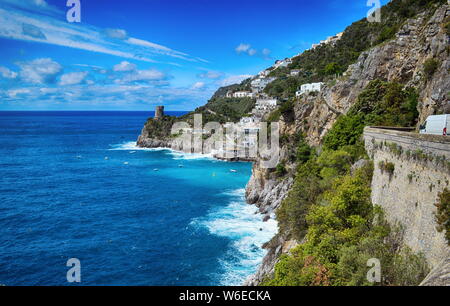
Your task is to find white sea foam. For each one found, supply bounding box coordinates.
[109,141,169,151]
[110,141,217,161]
[166,151,215,161]
[191,189,278,286]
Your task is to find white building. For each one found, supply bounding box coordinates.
[296,82,324,96]
[310,32,343,50]
[258,70,270,78]
[255,98,278,111]
[251,77,276,92]
[228,91,255,98]
[290,69,301,76]
[274,58,292,69]
[240,117,256,125]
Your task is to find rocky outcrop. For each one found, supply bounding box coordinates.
[136,134,172,149]
[420,257,450,286]
[244,235,298,286]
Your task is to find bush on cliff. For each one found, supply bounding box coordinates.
[423,58,439,79]
[323,80,419,152]
[435,188,450,245]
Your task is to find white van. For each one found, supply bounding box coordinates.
[419,114,450,135]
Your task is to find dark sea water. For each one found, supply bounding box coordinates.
[0,111,276,286]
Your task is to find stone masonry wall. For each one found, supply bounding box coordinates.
[364,127,450,268]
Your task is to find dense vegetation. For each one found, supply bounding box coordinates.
[264,80,428,286]
[323,79,419,151]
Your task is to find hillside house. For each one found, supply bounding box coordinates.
[227,91,255,98]
[251,77,276,92]
[296,82,324,96]
[274,58,292,69]
[255,98,278,111]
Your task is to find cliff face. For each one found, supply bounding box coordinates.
[244,4,450,285]
[293,5,449,146]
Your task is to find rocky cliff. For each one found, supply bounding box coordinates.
[244,3,449,285]
[295,4,449,146]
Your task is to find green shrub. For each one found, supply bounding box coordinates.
[324,62,343,75]
[376,25,398,44]
[276,160,323,241]
[435,188,450,245]
[279,100,295,122]
[296,137,313,164]
[317,149,353,180]
[423,58,439,79]
[379,161,395,177]
[266,109,281,122]
[322,114,366,151]
[275,162,287,177]
[445,20,450,36]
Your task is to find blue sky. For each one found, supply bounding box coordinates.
[0,0,389,111]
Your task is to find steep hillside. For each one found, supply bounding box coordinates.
[245,1,449,286]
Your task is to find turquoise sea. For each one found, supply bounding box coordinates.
[0,111,277,286]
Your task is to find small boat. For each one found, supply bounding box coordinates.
[230,169,237,173]
[129,151,136,154]
[124,162,129,165]
[178,164,184,168]
[153,168,159,171]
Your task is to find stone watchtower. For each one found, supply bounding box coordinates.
[154,106,164,120]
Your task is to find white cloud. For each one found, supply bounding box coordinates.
[192,82,205,89]
[0,4,207,65]
[248,49,257,56]
[235,43,251,54]
[105,28,128,40]
[22,23,46,39]
[17,58,62,84]
[39,87,57,94]
[7,88,30,98]
[219,75,252,87]
[59,71,88,86]
[0,66,18,79]
[262,48,271,56]
[198,70,223,79]
[235,43,271,58]
[113,61,137,72]
[119,69,166,83]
